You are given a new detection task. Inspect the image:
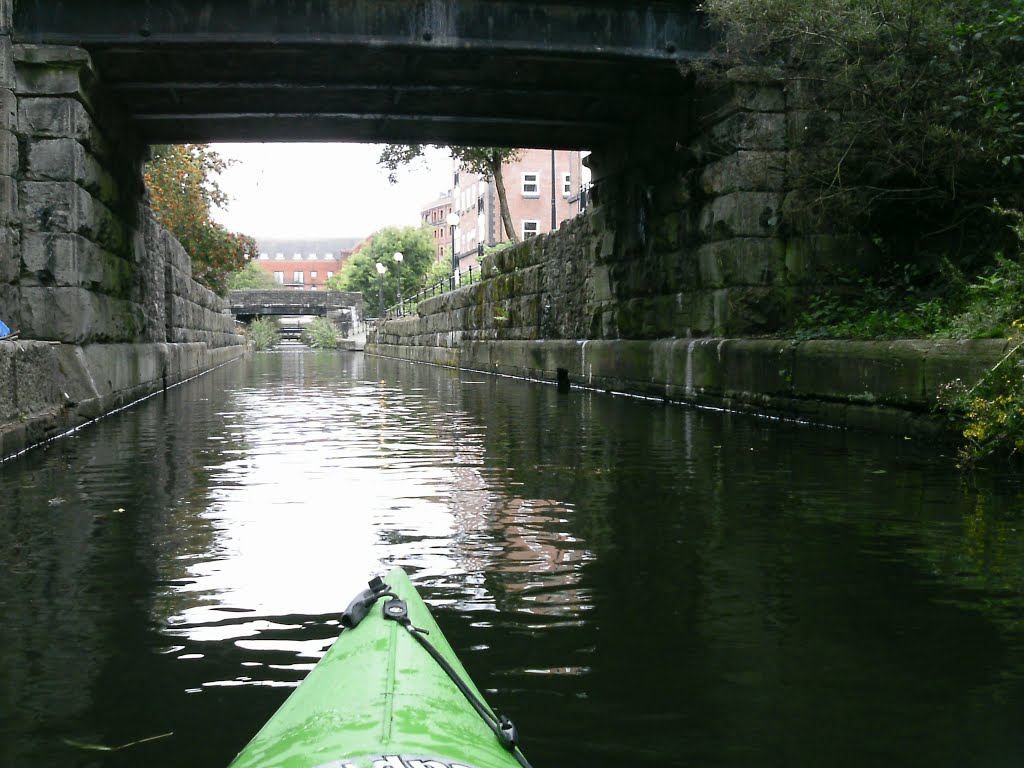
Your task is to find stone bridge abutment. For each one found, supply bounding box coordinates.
[366,67,1003,436]
[1,27,245,460]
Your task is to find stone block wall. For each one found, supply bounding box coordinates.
[156,221,242,347]
[0,42,241,348]
[374,66,874,351]
[1,6,19,328]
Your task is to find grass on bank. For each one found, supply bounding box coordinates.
[248,317,281,351]
[300,317,340,349]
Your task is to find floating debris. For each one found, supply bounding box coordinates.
[63,732,173,752]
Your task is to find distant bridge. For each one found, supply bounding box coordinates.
[228,290,364,321]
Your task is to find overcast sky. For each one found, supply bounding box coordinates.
[210,143,453,241]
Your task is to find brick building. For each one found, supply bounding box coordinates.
[420,192,454,264]
[252,237,359,290]
[427,149,588,272]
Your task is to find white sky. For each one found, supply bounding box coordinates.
[210,143,453,240]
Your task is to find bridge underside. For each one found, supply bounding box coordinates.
[12,0,710,147]
[232,309,328,320]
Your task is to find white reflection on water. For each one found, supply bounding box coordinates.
[153,352,596,688]
[159,380,468,634]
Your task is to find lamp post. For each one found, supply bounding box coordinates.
[393,251,404,315]
[375,262,386,317]
[446,211,460,285]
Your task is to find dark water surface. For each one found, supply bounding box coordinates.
[2,349,1023,768]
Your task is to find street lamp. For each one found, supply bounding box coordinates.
[446,211,460,285]
[393,251,404,315]
[375,262,386,317]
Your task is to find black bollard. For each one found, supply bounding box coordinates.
[556,367,570,394]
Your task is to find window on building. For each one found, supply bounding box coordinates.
[310,271,318,279]
[477,195,485,213]
[293,271,304,284]
[275,253,284,260]
[522,220,539,239]
[273,271,284,283]
[293,253,302,260]
[562,172,572,197]
[522,172,540,197]
[326,271,334,279]
[259,252,269,260]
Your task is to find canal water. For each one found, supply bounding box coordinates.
[1,349,1023,768]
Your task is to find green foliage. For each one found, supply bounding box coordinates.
[378,144,523,243]
[939,332,1024,466]
[248,317,281,351]
[227,261,276,290]
[793,264,950,339]
[144,145,256,296]
[300,317,340,349]
[701,0,1024,259]
[326,226,436,312]
[942,207,1024,338]
[423,257,455,288]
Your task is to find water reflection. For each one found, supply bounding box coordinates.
[0,349,1022,768]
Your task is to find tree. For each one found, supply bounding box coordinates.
[701,0,1024,263]
[325,225,436,311]
[378,145,523,245]
[144,144,257,295]
[227,261,276,290]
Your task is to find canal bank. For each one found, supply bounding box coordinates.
[0,340,246,461]
[366,336,1007,438]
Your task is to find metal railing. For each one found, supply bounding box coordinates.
[378,264,483,319]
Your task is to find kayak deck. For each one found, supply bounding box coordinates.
[229,568,526,768]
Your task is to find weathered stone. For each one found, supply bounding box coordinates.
[700,151,786,195]
[27,139,118,204]
[783,76,824,109]
[18,98,104,153]
[21,232,133,293]
[651,175,694,215]
[784,235,880,283]
[589,265,613,303]
[697,238,785,289]
[0,341,63,421]
[0,174,15,225]
[733,83,786,113]
[0,88,12,136]
[924,340,1010,398]
[0,224,18,282]
[0,36,12,89]
[0,127,15,176]
[712,286,788,335]
[699,192,782,240]
[20,285,143,343]
[19,181,128,254]
[709,112,786,151]
[14,45,94,97]
[719,339,797,396]
[793,340,928,405]
[0,281,19,330]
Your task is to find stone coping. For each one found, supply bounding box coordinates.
[0,340,246,461]
[365,338,1008,438]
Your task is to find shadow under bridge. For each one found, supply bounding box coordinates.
[11,0,713,147]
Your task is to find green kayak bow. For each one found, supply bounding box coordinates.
[229,568,531,768]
